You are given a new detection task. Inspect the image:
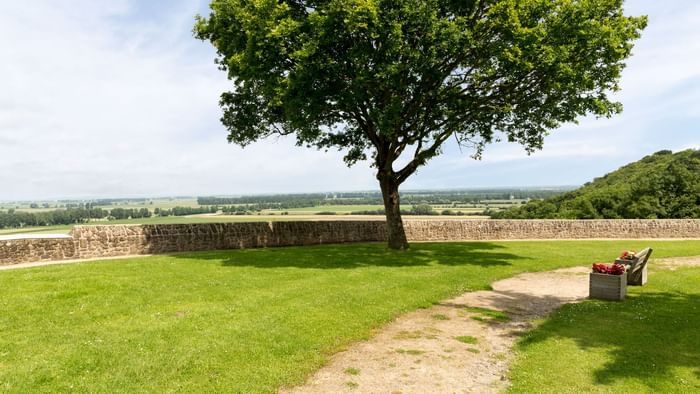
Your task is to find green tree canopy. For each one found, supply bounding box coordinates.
[493,150,700,219]
[195,0,646,249]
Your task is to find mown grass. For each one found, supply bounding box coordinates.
[455,335,478,344]
[465,306,512,323]
[1,241,699,393]
[509,266,700,393]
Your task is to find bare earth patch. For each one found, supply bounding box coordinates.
[281,266,591,394]
[655,256,700,270]
[282,258,697,394]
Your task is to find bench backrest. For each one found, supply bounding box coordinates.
[629,247,652,282]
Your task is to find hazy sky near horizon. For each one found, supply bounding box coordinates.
[1,1,698,201]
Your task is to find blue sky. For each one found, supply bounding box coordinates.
[1,1,698,200]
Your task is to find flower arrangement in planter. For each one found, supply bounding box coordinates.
[589,262,627,301]
[619,250,637,260]
[592,262,627,275]
[615,250,638,266]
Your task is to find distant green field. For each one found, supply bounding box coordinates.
[0,215,323,236]
[0,225,74,236]
[0,206,60,213]
[1,201,502,214]
[96,199,202,210]
[432,207,486,213]
[0,212,490,237]
[266,205,384,213]
[272,204,492,214]
[0,198,202,212]
[0,201,493,237]
[2,200,503,217]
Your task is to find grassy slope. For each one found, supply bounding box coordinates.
[509,266,700,393]
[1,241,700,393]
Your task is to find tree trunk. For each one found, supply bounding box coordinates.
[378,173,409,250]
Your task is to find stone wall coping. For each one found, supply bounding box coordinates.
[0,234,73,241]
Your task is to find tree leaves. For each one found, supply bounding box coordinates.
[195,0,646,174]
[494,149,700,219]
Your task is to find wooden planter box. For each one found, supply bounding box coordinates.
[589,272,627,301]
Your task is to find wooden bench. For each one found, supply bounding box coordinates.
[616,247,653,286]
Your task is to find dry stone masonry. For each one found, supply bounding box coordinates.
[70,221,386,258]
[403,219,700,240]
[2,219,700,266]
[0,236,76,265]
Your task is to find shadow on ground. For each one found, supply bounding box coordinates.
[516,288,700,389]
[167,242,528,269]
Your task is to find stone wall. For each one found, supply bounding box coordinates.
[0,235,76,265]
[70,221,386,258]
[404,219,700,241]
[2,219,700,266]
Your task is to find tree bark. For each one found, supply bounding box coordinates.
[378,172,409,250]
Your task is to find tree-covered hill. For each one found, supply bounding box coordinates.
[492,149,700,219]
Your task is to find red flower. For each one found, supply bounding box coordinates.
[592,262,626,275]
[620,250,637,260]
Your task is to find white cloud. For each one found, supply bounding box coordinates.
[0,0,376,200]
[619,2,700,100]
[1,0,698,200]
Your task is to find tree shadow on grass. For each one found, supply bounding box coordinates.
[168,242,528,269]
[516,289,700,390]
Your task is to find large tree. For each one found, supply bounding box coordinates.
[195,0,646,249]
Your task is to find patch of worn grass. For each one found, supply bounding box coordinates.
[393,330,423,340]
[465,306,512,323]
[345,381,359,388]
[396,349,425,356]
[455,335,478,344]
[509,267,700,393]
[431,313,450,320]
[467,348,481,354]
[344,367,360,376]
[1,240,699,392]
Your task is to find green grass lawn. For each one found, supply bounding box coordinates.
[508,265,700,393]
[1,241,699,393]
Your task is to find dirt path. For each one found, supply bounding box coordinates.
[655,256,700,270]
[284,257,700,394]
[281,266,591,394]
